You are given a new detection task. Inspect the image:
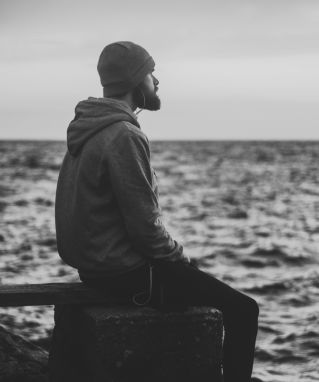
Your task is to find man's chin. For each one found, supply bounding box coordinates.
[145,95,161,111]
[134,88,161,111]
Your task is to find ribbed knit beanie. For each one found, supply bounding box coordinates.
[97,41,155,97]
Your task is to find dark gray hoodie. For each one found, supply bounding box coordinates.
[55,97,185,278]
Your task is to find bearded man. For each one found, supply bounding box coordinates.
[55,41,259,382]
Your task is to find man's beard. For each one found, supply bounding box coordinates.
[133,86,161,111]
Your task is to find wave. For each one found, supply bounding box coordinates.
[33,197,54,207]
[0,185,14,198]
[248,247,312,266]
[0,200,9,212]
[240,258,278,268]
[244,280,292,294]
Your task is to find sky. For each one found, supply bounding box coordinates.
[1,0,319,140]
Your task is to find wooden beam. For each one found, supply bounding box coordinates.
[0,283,126,307]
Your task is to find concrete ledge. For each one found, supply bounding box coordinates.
[49,305,223,382]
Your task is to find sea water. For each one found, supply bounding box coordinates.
[0,140,318,382]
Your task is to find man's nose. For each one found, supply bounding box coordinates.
[153,76,159,86]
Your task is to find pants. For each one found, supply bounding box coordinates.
[81,260,259,382]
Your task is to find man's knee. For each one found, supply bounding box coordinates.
[246,297,259,321]
[232,295,259,322]
[220,292,259,326]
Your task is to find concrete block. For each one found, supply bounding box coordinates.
[49,305,223,382]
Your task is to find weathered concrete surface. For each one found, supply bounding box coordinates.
[49,305,223,382]
[0,324,48,382]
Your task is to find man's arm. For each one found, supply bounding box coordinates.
[106,127,189,263]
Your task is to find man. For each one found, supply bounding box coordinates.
[55,41,259,382]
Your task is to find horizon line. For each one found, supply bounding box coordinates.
[1,138,319,143]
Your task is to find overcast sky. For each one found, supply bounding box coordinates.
[1,0,319,140]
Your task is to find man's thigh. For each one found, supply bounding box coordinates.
[151,260,253,314]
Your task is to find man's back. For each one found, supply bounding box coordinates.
[56,97,147,277]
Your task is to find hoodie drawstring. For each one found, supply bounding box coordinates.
[132,263,153,306]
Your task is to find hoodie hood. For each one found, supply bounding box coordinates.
[67,97,140,156]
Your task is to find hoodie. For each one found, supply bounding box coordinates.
[55,97,185,278]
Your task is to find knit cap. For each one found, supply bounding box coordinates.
[97,41,155,97]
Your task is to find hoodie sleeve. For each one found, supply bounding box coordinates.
[106,127,188,263]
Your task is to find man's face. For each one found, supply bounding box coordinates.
[133,72,161,111]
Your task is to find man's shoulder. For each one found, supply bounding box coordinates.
[122,121,147,139]
[93,121,149,154]
[109,121,148,144]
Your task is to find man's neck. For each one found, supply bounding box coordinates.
[103,89,137,112]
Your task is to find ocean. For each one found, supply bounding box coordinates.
[0,140,318,382]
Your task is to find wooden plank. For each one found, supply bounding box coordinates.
[0,282,126,307]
